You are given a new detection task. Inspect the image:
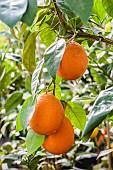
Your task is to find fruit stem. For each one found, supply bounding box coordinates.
[53,80,56,96]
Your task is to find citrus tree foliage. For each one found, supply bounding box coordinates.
[1,0,113,169]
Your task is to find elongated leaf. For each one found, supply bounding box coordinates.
[64,101,86,131]
[16,112,23,132]
[97,149,113,159]
[82,87,113,141]
[25,75,32,94]
[20,96,36,130]
[26,129,45,155]
[21,0,37,26]
[0,0,27,28]
[22,32,38,73]
[44,39,66,79]
[65,0,93,24]
[93,0,106,21]
[31,58,44,96]
[5,92,23,114]
[39,23,56,47]
[102,0,113,17]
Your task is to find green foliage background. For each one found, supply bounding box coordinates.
[1,0,113,169]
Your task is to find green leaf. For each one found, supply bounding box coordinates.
[64,101,86,131]
[22,32,38,73]
[0,71,12,91]
[102,0,113,17]
[26,129,45,155]
[56,0,75,18]
[31,58,44,96]
[39,23,56,47]
[25,75,32,93]
[16,112,23,132]
[55,85,61,100]
[57,0,93,23]
[65,0,93,24]
[4,92,23,114]
[93,0,106,21]
[20,96,36,130]
[0,0,28,28]
[82,87,113,142]
[97,149,113,159]
[90,68,107,83]
[44,38,66,79]
[5,154,19,161]
[21,0,37,26]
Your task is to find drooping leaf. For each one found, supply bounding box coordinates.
[26,129,45,155]
[44,39,66,79]
[102,0,113,18]
[16,112,23,132]
[21,0,37,26]
[69,0,93,23]
[57,0,93,24]
[22,31,38,73]
[82,87,113,142]
[64,101,86,131]
[4,92,23,114]
[97,149,113,159]
[18,23,27,40]
[20,96,36,130]
[93,0,106,21]
[0,0,28,28]
[31,58,44,96]
[56,0,75,18]
[39,23,56,47]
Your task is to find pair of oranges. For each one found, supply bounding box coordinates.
[29,42,88,155]
[29,92,74,155]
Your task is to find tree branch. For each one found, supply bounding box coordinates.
[67,31,113,45]
[52,0,113,45]
[52,0,66,28]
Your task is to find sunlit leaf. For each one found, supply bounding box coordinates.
[25,75,32,94]
[26,129,45,155]
[93,0,106,21]
[44,39,66,79]
[64,101,86,131]
[22,32,38,73]
[102,0,113,17]
[39,23,56,47]
[16,112,23,132]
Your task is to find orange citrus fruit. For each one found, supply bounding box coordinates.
[90,128,99,139]
[57,42,88,80]
[42,117,74,155]
[29,93,65,135]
